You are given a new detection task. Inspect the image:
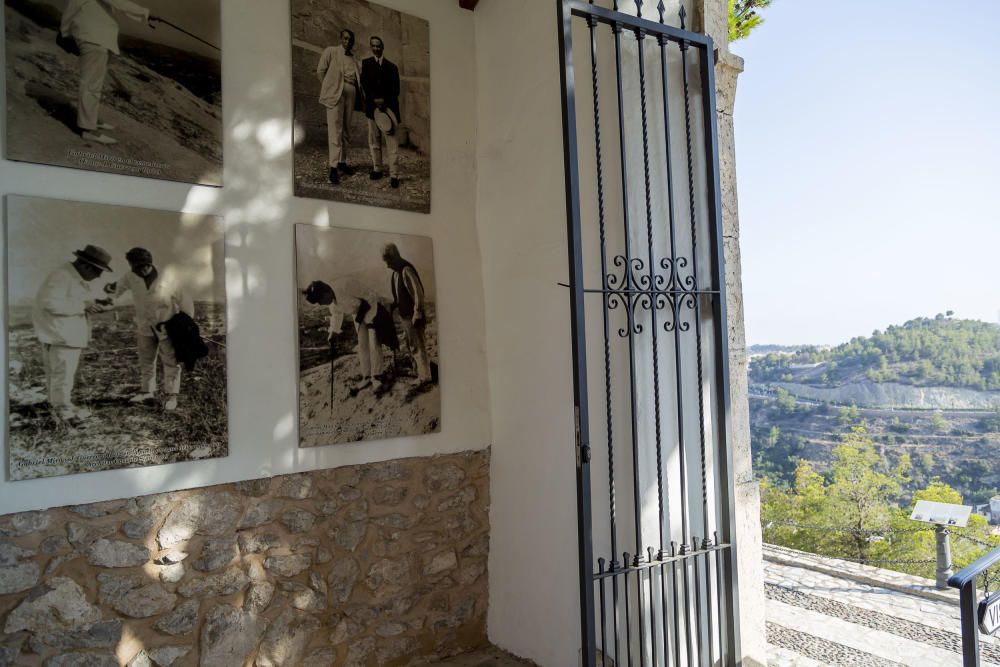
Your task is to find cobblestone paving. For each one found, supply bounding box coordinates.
[423,646,536,666]
[766,582,1000,664]
[766,621,906,667]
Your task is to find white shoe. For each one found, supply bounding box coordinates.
[81,131,118,145]
[96,122,116,131]
[164,396,178,411]
[55,406,91,423]
[129,393,155,404]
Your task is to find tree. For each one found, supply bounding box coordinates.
[761,427,909,560]
[774,387,797,413]
[929,410,948,434]
[728,0,773,41]
[828,428,910,558]
[881,481,996,577]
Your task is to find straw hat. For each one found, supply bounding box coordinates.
[73,245,112,272]
[373,108,398,135]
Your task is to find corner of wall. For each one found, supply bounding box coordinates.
[696,0,768,663]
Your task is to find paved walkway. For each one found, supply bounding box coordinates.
[765,545,1000,666]
[421,646,536,666]
[418,553,1000,667]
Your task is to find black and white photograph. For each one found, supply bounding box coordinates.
[296,224,439,447]
[291,0,430,213]
[4,0,222,185]
[5,195,227,480]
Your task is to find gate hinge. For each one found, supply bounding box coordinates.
[574,407,591,466]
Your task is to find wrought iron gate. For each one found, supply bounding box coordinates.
[557,1,741,664]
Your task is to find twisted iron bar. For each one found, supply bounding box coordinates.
[635,22,668,573]
[678,23,712,546]
[587,15,618,574]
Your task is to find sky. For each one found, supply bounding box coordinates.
[7,195,225,305]
[295,224,436,303]
[732,0,1000,346]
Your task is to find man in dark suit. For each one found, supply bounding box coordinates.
[360,36,402,188]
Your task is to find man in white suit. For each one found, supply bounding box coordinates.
[60,0,152,145]
[106,247,193,411]
[317,28,362,185]
[33,245,112,423]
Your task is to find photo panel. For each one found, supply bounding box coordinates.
[295,224,439,447]
[4,0,223,185]
[291,0,430,213]
[5,195,228,480]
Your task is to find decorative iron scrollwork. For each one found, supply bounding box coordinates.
[606,255,650,291]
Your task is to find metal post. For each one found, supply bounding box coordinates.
[949,546,1000,667]
[556,2,598,665]
[937,525,953,590]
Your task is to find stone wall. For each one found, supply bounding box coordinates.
[0,450,490,667]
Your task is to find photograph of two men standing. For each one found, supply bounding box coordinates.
[291,0,431,213]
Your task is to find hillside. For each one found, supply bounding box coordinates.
[751,316,1000,391]
[749,315,1000,505]
[4,1,222,184]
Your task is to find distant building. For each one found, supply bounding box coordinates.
[991,496,1000,525]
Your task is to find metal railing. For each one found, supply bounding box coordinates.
[762,519,1000,587]
[948,546,1000,667]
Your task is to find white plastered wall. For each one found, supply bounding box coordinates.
[0,0,492,515]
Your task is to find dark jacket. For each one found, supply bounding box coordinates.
[360,56,401,120]
[163,311,209,371]
[354,299,400,352]
[390,261,424,320]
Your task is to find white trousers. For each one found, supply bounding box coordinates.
[355,322,382,381]
[367,118,399,177]
[402,319,431,381]
[326,83,357,166]
[137,333,181,396]
[42,344,83,410]
[77,42,109,131]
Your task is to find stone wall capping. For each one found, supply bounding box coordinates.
[0,449,491,665]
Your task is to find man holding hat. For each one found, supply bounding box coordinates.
[33,245,112,422]
[360,35,402,189]
[106,247,193,411]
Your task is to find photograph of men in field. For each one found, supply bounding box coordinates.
[4,0,222,185]
[5,195,227,480]
[295,224,439,447]
[291,0,430,213]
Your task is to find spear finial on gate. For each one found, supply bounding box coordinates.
[657,0,666,23]
[678,4,687,29]
[635,0,643,17]
[613,0,620,11]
